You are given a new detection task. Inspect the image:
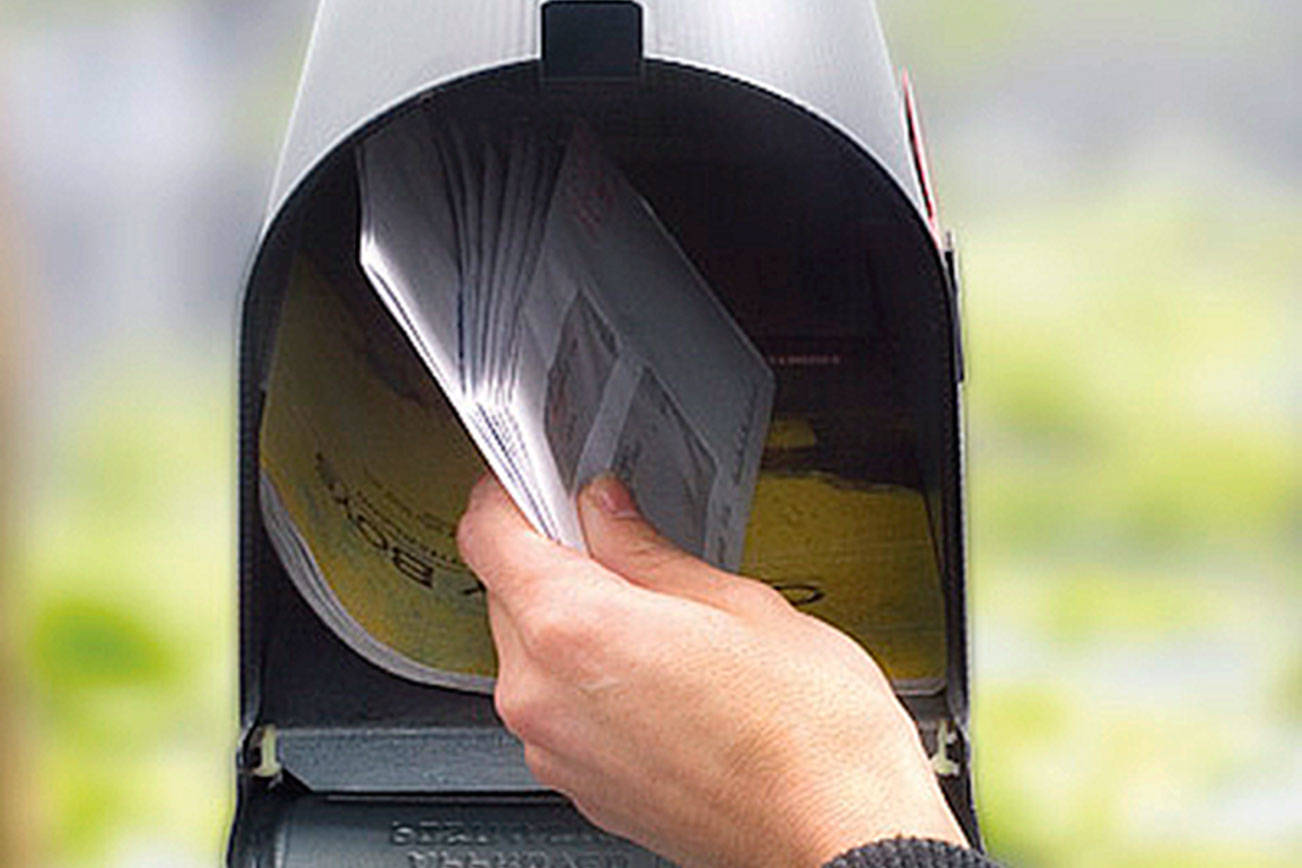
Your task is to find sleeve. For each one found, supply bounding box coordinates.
[822,837,1000,868]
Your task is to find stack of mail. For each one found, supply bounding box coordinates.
[257,111,773,689]
[355,114,774,567]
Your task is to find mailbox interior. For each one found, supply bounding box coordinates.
[236,60,972,846]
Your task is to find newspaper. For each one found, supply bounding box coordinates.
[259,115,774,690]
[739,472,945,694]
[259,256,495,689]
[257,256,946,692]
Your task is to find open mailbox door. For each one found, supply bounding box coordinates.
[229,2,976,864]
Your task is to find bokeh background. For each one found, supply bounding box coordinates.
[1,0,1297,865]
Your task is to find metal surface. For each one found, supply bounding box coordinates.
[234,796,672,867]
[263,0,922,239]
[274,727,536,793]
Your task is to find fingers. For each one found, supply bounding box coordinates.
[578,474,789,616]
[457,473,626,621]
[464,473,648,689]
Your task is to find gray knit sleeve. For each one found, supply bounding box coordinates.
[822,837,999,868]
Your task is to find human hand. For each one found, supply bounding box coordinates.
[456,473,967,867]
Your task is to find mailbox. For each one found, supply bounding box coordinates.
[228,2,977,864]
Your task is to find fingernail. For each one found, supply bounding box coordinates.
[587,473,639,518]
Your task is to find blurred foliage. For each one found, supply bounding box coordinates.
[14,353,235,865]
[886,3,1300,864]
[961,172,1300,866]
[966,175,1297,560]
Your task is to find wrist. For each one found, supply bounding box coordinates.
[799,813,969,868]
[780,763,968,866]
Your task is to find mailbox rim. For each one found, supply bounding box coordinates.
[233,56,978,855]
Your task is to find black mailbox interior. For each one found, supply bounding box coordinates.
[234,60,972,861]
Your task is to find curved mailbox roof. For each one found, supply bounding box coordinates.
[262,0,924,236]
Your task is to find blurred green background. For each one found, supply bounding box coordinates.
[1,1,1297,865]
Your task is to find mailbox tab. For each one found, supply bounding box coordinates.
[543,1,644,80]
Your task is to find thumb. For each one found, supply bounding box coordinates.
[577,474,765,612]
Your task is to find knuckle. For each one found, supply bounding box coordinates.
[627,536,684,575]
[522,600,606,662]
[523,745,562,789]
[744,580,792,612]
[521,604,576,659]
[494,681,544,741]
[717,576,791,615]
[454,510,483,562]
[567,795,609,830]
[492,682,524,729]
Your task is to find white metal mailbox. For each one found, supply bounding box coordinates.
[230,3,976,864]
